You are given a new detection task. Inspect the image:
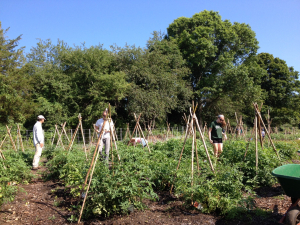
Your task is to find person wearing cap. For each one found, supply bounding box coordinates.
[208,115,227,158]
[95,110,114,162]
[32,115,46,170]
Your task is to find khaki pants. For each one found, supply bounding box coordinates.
[33,144,43,168]
[98,137,110,162]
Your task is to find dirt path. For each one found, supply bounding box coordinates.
[0,159,295,225]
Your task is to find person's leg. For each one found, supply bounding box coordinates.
[217,143,223,157]
[98,138,104,160]
[104,137,110,162]
[212,143,219,157]
[32,144,43,168]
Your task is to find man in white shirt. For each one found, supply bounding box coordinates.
[32,115,46,170]
[95,110,114,162]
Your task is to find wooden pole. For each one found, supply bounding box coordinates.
[255,115,258,171]
[192,109,215,173]
[78,111,109,223]
[191,119,195,187]
[127,114,141,146]
[55,124,65,150]
[17,124,24,152]
[67,119,81,152]
[79,115,88,160]
[0,126,12,151]
[134,113,151,153]
[253,103,280,160]
[6,125,17,151]
[51,125,57,146]
[194,122,200,172]
[170,116,190,193]
[62,123,70,143]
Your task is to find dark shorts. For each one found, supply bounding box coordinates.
[212,138,222,144]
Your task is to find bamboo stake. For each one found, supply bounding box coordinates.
[62,123,70,143]
[253,103,280,160]
[134,113,151,153]
[192,109,215,173]
[170,116,190,193]
[78,135,102,224]
[6,125,17,151]
[51,125,57,146]
[78,111,109,223]
[191,118,195,187]
[67,121,81,152]
[0,126,12,151]
[127,114,141,146]
[55,124,65,149]
[194,122,200,172]
[79,114,88,159]
[243,123,255,161]
[17,124,24,152]
[255,115,258,171]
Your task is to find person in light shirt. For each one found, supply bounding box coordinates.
[32,115,46,170]
[95,110,114,162]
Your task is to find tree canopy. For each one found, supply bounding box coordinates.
[0,11,299,129]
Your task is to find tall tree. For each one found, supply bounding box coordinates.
[0,22,34,125]
[166,11,262,123]
[256,53,300,125]
[113,32,192,127]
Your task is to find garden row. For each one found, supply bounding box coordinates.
[0,139,298,220]
[43,138,299,220]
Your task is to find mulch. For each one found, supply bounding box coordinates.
[0,159,296,225]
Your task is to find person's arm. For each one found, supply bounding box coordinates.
[208,127,213,144]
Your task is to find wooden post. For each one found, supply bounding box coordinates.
[253,103,280,160]
[55,124,65,150]
[0,126,12,151]
[17,124,24,152]
[51,125,57,146]
[134,113,151,153]
[67,118,81,152]
[79,114,88,160]
[6,125,17,151]
[170,116,190,193]
[255,115,258,171]
[192,109,215,173]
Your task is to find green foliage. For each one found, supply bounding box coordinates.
[0,150,35,206]
[44,138,298,219]
[256,53,300,126]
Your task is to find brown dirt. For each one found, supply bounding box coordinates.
[0,159,296,225]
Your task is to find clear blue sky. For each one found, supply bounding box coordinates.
[1,0,299,71]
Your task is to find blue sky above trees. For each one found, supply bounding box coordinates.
[1,0,299,72]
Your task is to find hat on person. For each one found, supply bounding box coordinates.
[37,115,46,120]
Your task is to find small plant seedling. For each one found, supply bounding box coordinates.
[48,215,56,220]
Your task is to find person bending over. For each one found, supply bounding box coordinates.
[208,115,227,157]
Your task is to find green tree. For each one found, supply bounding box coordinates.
[166,11,261,124]
[113,32,192,128]
[256,53,300,125]
[26,40,130,128]
[0,22,34,125]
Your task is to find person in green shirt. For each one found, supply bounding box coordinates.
[208,115,227,157]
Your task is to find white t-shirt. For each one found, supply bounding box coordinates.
[95,118,114,138]
[33,121,44,146]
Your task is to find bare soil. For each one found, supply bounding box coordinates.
[0,159,295,225]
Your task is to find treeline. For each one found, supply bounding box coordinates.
[1,10,299,129]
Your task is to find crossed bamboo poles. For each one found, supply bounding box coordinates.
[78,105,121,223]
[171,103,215,194]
